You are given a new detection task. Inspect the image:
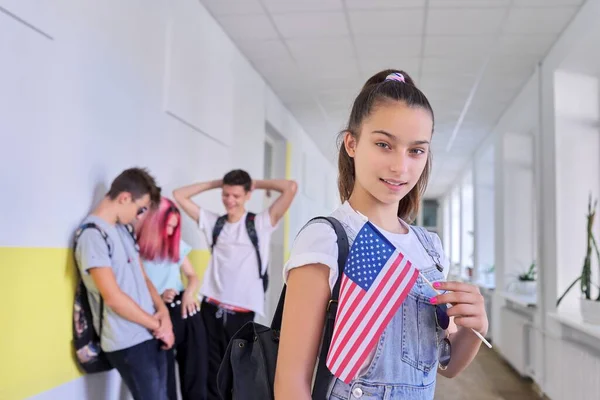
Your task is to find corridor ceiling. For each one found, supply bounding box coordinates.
[199,0,584,198]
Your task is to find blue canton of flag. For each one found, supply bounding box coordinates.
[345,223,396,291]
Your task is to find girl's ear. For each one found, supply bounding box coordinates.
[344,131,357,158]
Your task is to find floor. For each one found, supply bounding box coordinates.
[434,346,540,400]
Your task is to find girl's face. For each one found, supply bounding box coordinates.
[166,213,179,237]
[345,102,433,206]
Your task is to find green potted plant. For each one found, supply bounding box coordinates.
[482,264,495,287]
[510,262,536,295]
[556,195,600,324]
[517,262,536,294]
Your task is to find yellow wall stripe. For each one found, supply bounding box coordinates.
[0,247,209,400]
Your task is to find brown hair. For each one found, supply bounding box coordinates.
[223,169,252,192]
[107,167,162,208]
[338,69,434,223]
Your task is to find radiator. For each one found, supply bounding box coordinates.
[544,336,600,400]
[499,307,531,376]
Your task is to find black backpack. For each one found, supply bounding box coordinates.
[72,222,137,373]
[216,216,349,400]
[212,212,269,292]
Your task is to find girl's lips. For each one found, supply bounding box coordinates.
[380,178,407,191]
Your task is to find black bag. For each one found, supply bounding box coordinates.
[212,212,269,292]
[72,223,113,373]
[216,216,349,400]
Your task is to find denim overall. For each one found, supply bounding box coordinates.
[326,224,446,400]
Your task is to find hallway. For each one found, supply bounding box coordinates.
[435,347,539,400]
[4,1,600,399]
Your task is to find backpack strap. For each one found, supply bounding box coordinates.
[74,223,113,258]
[310,217,349,398]
[411,225,444,272]
[124,223,139,252]
[245,212,266,289]
[211,212,268,292]
[73,222,112,345]
[271,217,350,332]
[211,215,228,252]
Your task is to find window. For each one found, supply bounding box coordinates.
[422,199,439,228]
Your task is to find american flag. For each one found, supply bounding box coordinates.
[326,221,419,383]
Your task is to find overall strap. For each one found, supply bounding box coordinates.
[411,225,443,272]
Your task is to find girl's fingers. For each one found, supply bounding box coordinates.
[433,291,483,306]
[434,281,480,294]
[445,304,480,318]
[453,316,487,333]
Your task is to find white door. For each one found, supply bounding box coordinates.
[255,125,287,325]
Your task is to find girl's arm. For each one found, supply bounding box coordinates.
[180,255,201,319]
[274,263,331,400]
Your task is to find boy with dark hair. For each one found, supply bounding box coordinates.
[75,167,174,400]
[174,169,297,399]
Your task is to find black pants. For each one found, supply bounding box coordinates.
[167,294,209,400]
[105,339,168,400]
[201,299,255,400]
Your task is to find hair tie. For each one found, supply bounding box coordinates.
[385,72,405,83]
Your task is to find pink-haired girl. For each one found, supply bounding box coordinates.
[137,198,207,400]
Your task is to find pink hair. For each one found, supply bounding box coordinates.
[137,197,181,262]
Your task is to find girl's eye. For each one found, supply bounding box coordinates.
[410,148,426,155]
[376,142,391,150]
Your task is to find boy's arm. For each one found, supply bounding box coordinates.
[139,259,172,332]
[89,268,160,331]
[78,230,160,331]
[253,179,298,227]
[173,180,222,223]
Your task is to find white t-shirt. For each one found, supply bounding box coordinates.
[284,201,450,290]
[198,208,278,316]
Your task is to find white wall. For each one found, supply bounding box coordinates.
[0,0,336,249]
[502,132,536,285]
[460,172,474,279]
[473,143,495,285]
[450,187,461,268]
[0,1,337,399]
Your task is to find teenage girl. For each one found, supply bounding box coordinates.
[274,70,488,400]
[137,198,208,400]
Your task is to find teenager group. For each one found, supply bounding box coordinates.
[74,68,488,400]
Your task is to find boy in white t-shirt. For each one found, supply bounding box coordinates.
[173,169,297,400]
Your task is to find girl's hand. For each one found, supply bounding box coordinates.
[161,288,177,303]
[431,281,488,336]
[182,292,200,319]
